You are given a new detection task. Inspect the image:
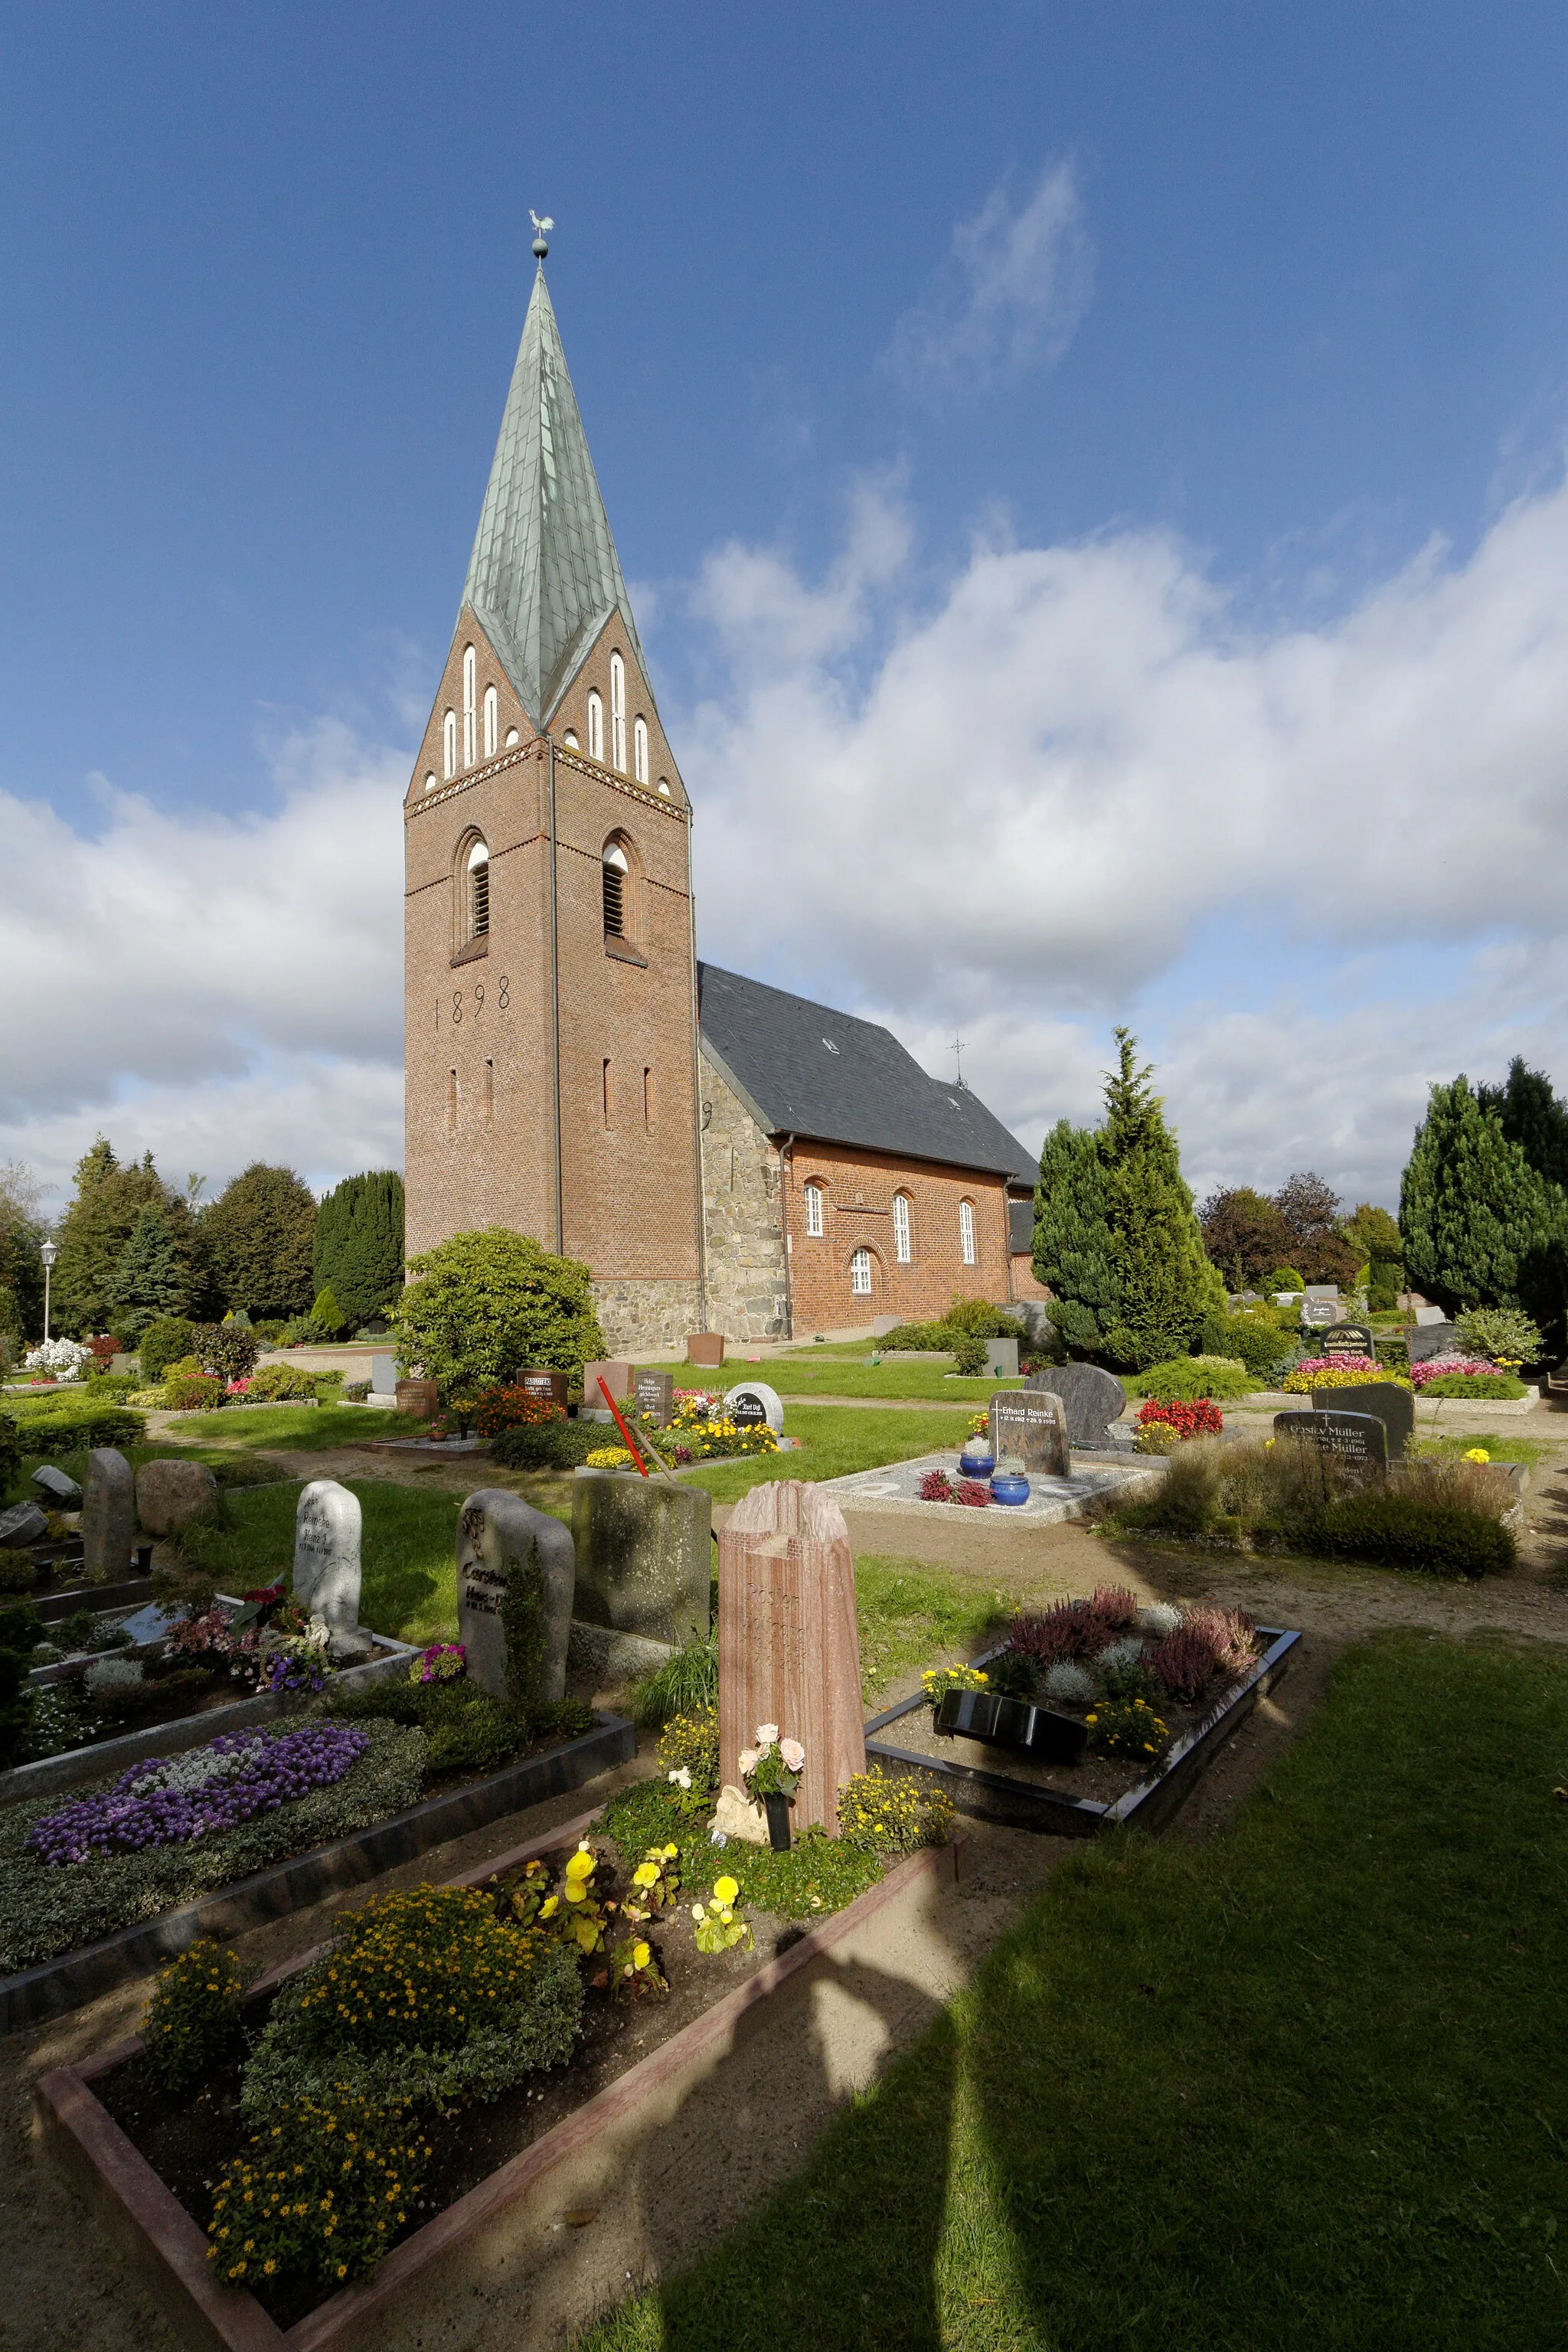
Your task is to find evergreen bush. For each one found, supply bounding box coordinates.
[1400,1077,1568,1329]
[139,1315,198,1386]
[202,1164,317,1323]
[1136,1355,1253,1403]
[309,1283,347,1338]
[312,1171,404,1331]
[391,1228,604,1403]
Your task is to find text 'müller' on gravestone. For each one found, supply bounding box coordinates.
[457,1489,575,1705]
[1274,1409,1388,1479]
[989,1389,1070,1476]
[717,1481,864,1839]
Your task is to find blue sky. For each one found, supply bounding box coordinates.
[4,1,1568,1213]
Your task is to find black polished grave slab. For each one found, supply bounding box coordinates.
[1312,1382,1414,1458]
[935,1686,1088,1764]
[1274,1408,1388,1476]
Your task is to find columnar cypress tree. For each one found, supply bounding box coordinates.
[1033,1119,1116,1350]
[1098,1030,1225,1368]
[313,1171,405,1330]
[1400,1077,1568,1325]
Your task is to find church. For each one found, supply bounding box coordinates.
[403,233,1045,1352]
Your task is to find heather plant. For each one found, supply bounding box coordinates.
[140,1938,247,2089]
[1135,1602,1183,1640]
[1149,1607,1256,1704]
[208,2089,434,2292]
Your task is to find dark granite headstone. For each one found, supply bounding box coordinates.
[724,1380,783,1433]
[1320,1322,1374,1360]
[31,1465,81,1505]
[1407,1319,1460,1365]
[1274,1408,1387,1478]
[1024,1361,1126,1450]
[989,1389,1070,1475]
[517,1367,570,1409]
[1312,1382,1414,1459]
[0,1501,47,1549]
[634,1369,675,1426]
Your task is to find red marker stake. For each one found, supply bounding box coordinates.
[598,1377,650,1475]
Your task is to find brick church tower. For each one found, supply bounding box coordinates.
[403,234,706,1351]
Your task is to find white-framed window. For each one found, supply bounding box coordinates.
[603,839,629,937]
[610,652,626,771]
[586,692,603,762]
[467,838,490,939]
[959,1200,976,1266]
[462,645,477,767]
[893,1193,912,1263]
[482,684,498,758]
[804,1181,824,1237]
[633,716,648,784]
[850,1246,874,1297]
[443,710,457,779]
[423,771,436,793]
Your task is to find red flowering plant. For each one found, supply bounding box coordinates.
[920,1469,955,1502]
[471,1386,569,1438]
[87,1334,119,1367]
[1136,1397,1224,1440]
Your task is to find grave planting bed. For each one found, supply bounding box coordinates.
[37,1809,956,2352]
[0,1710,635,2031]
[819,1449,1154,1524]
[865,1625,1300,1836]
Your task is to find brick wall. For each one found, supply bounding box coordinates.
[782,1141,1014,1332]
[699,1057,789,1339]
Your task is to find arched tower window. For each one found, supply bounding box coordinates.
[586,691,603,763]
[609,653,626,772]
[462,646,477,767]
[893,1192,912,1263]
[850,1246,874,1298]
[466,838,490,941]
[482,684,498,759]
[959,1199,976,1266]
[423,771,436,794]
[633,716,648,786]
[562,727,580,750]
[602,838,630,938]
[443,710,457,779]
[804,1182,825,1238]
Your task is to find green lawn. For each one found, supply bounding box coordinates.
[675,1404,978,1504]
[577,1632,1568,2352]
[161,1403,424,1450]
[853,1556,1008,1699]
[178,1477,467,1647]
[646,1356,1023,1403]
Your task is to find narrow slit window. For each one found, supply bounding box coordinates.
[633,716,648,785]
[467,839,490,939]
[483,1057,494,1122]
[603,841,629,937]
[602,1059,614,1125]
[586,692,603,762]
[610,653,626,772]
[642,1066,653,1125]
[893,1194,912,1263]
[443,710,457,779]
[482,684,498,759]
[446,1068,458,1133]
[804,1181,824,1238]
[959,1200,976,1266]
[850,1246,873,1297]
[462,646,477,767]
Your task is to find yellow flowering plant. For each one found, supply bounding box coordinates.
[609,1930,668,1999]
[836,1769,955,1856]
[542,1841,610,1955]
[1085,1695,1171,1764]
[207,2088,433,2292]
[920,1662,990,1708]
[141,1937,248,2090]
[691,1874,753,1955]
[622,1844,681,1921]
[585,1446,632,1468]
[291,1886,547,2055]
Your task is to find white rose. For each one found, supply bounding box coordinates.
[756,1723,779,1746]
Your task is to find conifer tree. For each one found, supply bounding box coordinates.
[1476,1056,1568,1194]
[52,1139,172,1333]
[201,1165,317,1321]
[1032,1119,1116,1350]
[106,1205,198,1344]
[1098,1030,1225,1368]
[312,1171,405,1330]
[1400,1077,1568,1326]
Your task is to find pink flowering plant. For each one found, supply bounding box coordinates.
[410,1641,466,1685]
[1410,1357,1500,1389]
[739,1723,805,1802]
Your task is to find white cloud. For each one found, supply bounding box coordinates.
[0,720,406,1206]
[890,161,1096,395]
[685,465,1568,1205]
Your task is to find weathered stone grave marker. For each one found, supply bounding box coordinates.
[1274,1408,1388,1478]
[31,1465,80,1506]
[717,1481,864,1839]
[1025,1361,1127,1450]
[988,1388,1070,1475]
[456,1489,575,1705]
[1407,1318,1460,1364]
[1312,1382,1414,1459]
[292,1479,370,1658]
[82,1449,135,1581]
[983,1336,1021,1379]
[571,1469,710,1649]
[0,1501,47,1550]
[634,1369,675,1426]
[135,1459,217,1538]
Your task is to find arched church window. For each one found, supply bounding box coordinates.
[633,716,648,786]
[804,1182,825,1238]
[563,728,580,750]
[657,776,671,798]
[959,1199,976,1266]
[482,684,498,759]
[462,645,477,767]
[423,772,436,794]
[850,1246,874,1298]
[602,838,630,938]
[586,692,603,763]
[443,710,457,779]
[893,1192,912,1263]
[610,653,626,772]
[467,838,490,940]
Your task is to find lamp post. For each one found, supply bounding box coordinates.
[40,1242,57,1343]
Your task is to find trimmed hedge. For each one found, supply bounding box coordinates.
[11,1404,146,1458]
[1138,1355,1255,1403]
[488,1416,606,1472]
[1306,1494,1516,1579]
[1419,1372,1528,1400]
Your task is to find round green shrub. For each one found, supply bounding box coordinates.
[1264,1269,1305,1293]
[390,1229,604,1404]
[1138,1355,1254,1403]
[1201,1314,1295,1379]
[1453,1307,1542,1364]
[488,1416,604,1471]
[139,1316,199,1387]
[1419,1372,1528,1400]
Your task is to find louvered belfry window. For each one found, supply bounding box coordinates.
[467,839,490,939]
[603,841,629,938]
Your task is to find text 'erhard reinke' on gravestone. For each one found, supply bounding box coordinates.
[1273,1409,1388,1478]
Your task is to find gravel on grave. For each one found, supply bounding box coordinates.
[821,1449,1153,1522]
[880,1681,1250,1805]
[96,1864,805,2331]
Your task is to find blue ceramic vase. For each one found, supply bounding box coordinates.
[958,1443,995,1478]
[989,1470,1031,1507]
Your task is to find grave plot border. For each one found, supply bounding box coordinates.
[864,1625,1300,1838]
[1,1713,635,2034]
[35,1818,957,2352]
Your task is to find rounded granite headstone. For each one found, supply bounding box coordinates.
[724,1380,784,1434]
[293,1479,363,1633]
[457,1488,576,1705]
[1024,1361,1126,1451]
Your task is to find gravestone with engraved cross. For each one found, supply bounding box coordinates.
[1274,1408,1388,1479]
[988,1388,1070,1475]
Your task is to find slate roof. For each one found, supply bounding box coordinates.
[462,265,647,727]
[697,965,1037,1186]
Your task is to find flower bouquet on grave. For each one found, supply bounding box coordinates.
[740,1726,805,1851]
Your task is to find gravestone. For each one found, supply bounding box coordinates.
[135,1459,217,1537]
[1300,1293,1341,1330]
[582,1359,634,1422]
[31,1464,81,1506]
[1273,1408,1388,1478]
[369,1353,397,1397]
[1027,1361,1126,1450]
[82,1449,136,1581]
[1407,1319,1460,1365]
[395,1377,439,1420]
[292,1479,368,1655]
[517,1367,570,1410]
[717,1481,864,1839]
[724,1380,784,1434]
[0,1501,47,1549]
[456,1488,575,1704]
[571,1469,710,1648]
[983,1336,1021,1379]
[1313,1381,1415,1460]
[1320,1322,1375,1361]
[634,1369,675,1426]
[989,1388,1070,1475]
